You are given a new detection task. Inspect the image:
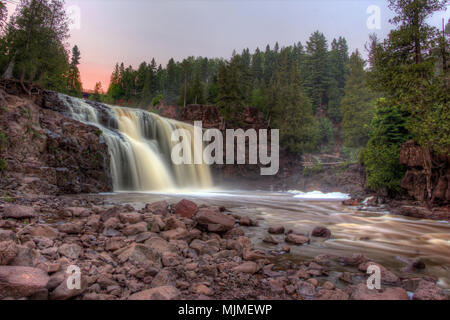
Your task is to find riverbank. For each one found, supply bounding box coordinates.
[0,195,448,300]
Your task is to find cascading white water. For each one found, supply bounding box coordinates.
[58,94,212,191]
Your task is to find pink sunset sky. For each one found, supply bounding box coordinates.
[5,0,449,91]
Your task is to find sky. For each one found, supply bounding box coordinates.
[5,0,449,90]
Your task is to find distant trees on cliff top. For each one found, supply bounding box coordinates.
[0,0,448,196]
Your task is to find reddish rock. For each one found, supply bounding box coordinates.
[296,280,316,297]
[358,262,399,285]
[0,230,16,242]
[2,205,36,219]
[145,201,169,216]
[285,234,310,245]
[263,235,279,244]
[103,217,120,230]
[232,261,258,274]
[174,199,198,218]
[25,224,59,239]
[192,283,213,296]
[118,243,162,267]
[118,212,142,224]
[122,222,148,236]
[0,266,50,299]
[49,274,87,300]
[0,241,18,265]
[413,280,448,300]
[190,239,219,256]
[239,216,252,226]
[164,216,186,231]
[58,222,83,234]
[315,289,349,300]
[58,243,82,260]
[161,227,188,241]
[312,226,331,238]
[128,286,179,300]
[194,207,235,232]
[268,225,285,235]
[342,199,359,206]
[399,140,449,206]
[63,207,90,217]
[351,283,409,300]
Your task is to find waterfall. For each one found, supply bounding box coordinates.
[58,94,212,191]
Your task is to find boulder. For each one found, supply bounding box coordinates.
[232,261,258,274]
[144,236,178,255]
[58,243,82,260]
[358,262,399,285]
[0,266,49,299]
[263,235,279,244]
[117,243,161,267]
[25,225,59,239]
[103,217,120,230]
[128,286,179,300]
[312,226,331,238]
[0,241,18,265]
[145,201,169,216]
[285,234,310,245]
[194,207,235,232]
[122,222,148,236]
[413,280,448,300]
[164,216,186,231]
[49,274,87,300]
[118,212,142,224]
[58,222,83,234]
[190,239,219,256]
[2,205,36,219]
[315,289,349,300]
[161,227,188,241]
[239,216,252,226]
[0,229,16,242]
[268,225,284,234]
[63,207,90,217]
[174,199,198,218]
[296,280,316,297]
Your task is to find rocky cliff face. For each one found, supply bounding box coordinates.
[400,140,449,205]
[0,80,112,197]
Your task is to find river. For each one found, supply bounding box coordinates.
[88,189,450,292]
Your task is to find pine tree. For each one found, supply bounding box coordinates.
[0,0,70,92]
[304,31,330,114]
[271,49,319,154]
[365,0,448,195]
[341,50,377,149]
[67,45,82,97]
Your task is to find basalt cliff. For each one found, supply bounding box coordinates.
[0,80,112,199]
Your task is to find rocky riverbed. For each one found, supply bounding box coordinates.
[0,197,448,300]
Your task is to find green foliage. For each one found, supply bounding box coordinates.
[91,82,103,102]
[152,94,163,107]
[368,0,449,155]
[303,163,324,177]
[318,117,334,147]
[0,132,7,152]
[0,0,71,92]
[67,45,83,97]
[341,50,377,149]
[0,158,6,171]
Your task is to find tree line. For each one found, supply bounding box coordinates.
[0,0,82,97]
[0,0,448,196]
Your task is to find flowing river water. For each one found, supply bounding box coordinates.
[90,190,450,291]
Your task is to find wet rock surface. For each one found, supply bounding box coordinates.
[0,196,447,301]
